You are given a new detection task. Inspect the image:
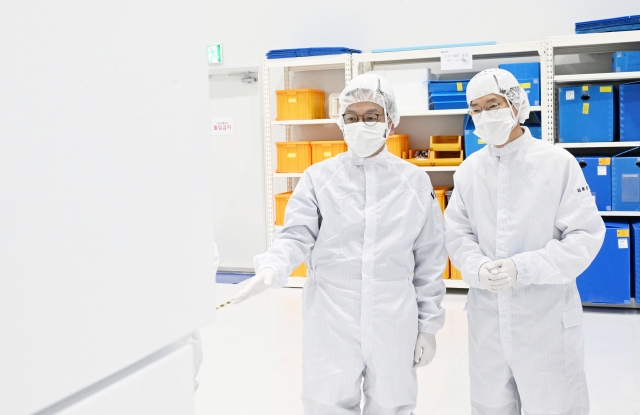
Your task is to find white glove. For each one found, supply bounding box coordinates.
[232,268,276,305]
[479,259,517,293]
[413,333,436,368]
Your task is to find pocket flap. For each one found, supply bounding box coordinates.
[562,308,583,328]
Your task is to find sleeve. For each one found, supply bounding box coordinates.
[511,158,606,285]
[412,190,448,334]
[444,175,492,289]
[253,172,320,288]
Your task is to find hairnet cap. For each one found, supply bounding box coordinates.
[466,68,530,123]
[338,73,400,129]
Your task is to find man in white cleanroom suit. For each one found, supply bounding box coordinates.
[234,73,448,415]
[445,68,605,415]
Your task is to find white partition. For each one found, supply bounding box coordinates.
[0,1,216,414]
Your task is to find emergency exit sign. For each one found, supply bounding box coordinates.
[208,44,222,64]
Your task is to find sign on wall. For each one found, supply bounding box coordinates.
[212,117,233,136]
[441,47,473,71]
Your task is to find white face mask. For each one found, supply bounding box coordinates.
[472,107,518,146]
[343,121,388,158]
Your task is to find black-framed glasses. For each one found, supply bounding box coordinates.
[468,100,508,116]
[342,113,383,125]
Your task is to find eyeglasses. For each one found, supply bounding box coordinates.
[342,113,383,125]
[468,100,508,116]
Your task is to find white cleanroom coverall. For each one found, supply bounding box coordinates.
[445,129,605,415]
[255,148,447,414]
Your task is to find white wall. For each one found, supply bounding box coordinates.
[211,0,640,68]
[0,1,216,413]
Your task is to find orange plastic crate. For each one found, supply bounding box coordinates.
[444,259,451,279]
[433,186,451,213]
[386,134,409,159]
[276,141,312,173]
[407,149,431,166]
[291,262,307,277]
[311,140,347,164]
[276,89,325,120]
[430,135,462,151]
[450,265,462,280]
[274,191,293,226]
[429,150,464,166]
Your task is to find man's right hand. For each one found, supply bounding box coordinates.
[479,262,512,293]
[232,268,276,304]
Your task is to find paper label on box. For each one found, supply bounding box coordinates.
[212,117,234,136]
[582,103,589,114]
[520,82,531,89]
[582,85,589,91]
[618,238,629,249]
[599,158,611,166]
[323,151,332,157]
[566,91,575,100]
[617,229,630,237]
[287,152,297,158]
[598,166,608,176]
[457,82,463,91]
[600,86,613,93]
[440,47,473,71]
[478,139,486,144]
[288,98,297,103]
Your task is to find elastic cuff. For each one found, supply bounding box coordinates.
[511,254,532,286]
[418,322,442,335]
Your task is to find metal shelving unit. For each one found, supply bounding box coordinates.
[546,32,640,307]
[263,34,640,300]
[262,54,353,288]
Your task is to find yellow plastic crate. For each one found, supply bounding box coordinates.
[450,265,462,280]
[311,140,347,164]
[443,259,451,280]
[276,89,325,120]
[429,150,464,166]
[274,191,293,226]
[276,141,312,173]
[407,149,431,166]
[433,186,451,213]
[430,135,462,151]
[291,262,307,277]
[386,134,409,159]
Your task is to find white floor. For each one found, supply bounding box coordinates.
[195,283,640,415]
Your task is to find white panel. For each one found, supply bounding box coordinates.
[210,74,267,269]
[58,345,195,415]
[0,1,216,414]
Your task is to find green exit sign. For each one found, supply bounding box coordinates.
[208,44,222,64]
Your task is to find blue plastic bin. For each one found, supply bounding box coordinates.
[525,112,542,139]
[432,101,467,110]
[613,51,640,72]
[558,85,614,143]
[577,220,631,305]
[499,62,541,107]
[463,115,485,158]
[518,78,541,107]
[430,92,466,103]
[632,221,640,301]
[576,156,612,211]
[620,82,640,142]
[612,155,640,211]
[427,80,469,93]
[499,62,540,79]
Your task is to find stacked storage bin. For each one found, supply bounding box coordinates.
[427,80,469,110]
[577,221,631,304]
[613,51,640,72]
[620,82,640,142]
[499,62,541,106]
[558,84,615,143]
[576,156,612,211]
[273,191,307,277]
[632,222,640,302]
[407,136,464,166]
